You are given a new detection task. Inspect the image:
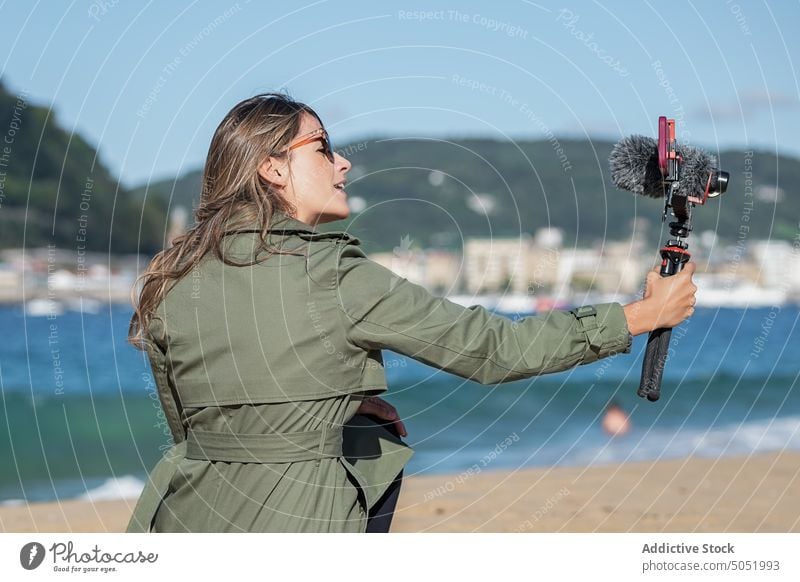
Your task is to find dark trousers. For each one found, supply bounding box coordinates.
[364,468,404,533]
[361,413,405,533]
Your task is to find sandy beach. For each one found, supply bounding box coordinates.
[1,451,798,533]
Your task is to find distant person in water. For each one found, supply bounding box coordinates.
[602,400,631,436]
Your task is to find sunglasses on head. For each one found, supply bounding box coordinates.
[286,127,335,163]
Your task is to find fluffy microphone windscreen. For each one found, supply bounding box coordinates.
[608,135,665,198]
[678,144,718,198]
[609,135,719,198]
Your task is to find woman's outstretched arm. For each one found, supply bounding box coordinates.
[335,243,633,385]
[335,243,697,385]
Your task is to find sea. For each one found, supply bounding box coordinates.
[1,303,798,504]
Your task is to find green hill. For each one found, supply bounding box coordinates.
[133,136,798,253]
[0,78,166,253]
[4,75,793,256]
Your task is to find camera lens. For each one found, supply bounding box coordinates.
[707,170,729,198]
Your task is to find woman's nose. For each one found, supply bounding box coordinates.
[335,151,351,172]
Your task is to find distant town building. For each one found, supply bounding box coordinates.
[368,248,462,295]
[555,248,598,293]
[167,206,189,247]
[464,237,531,294]
[534,227,563,249]
[751,240,800,291]
[422,250,462,294]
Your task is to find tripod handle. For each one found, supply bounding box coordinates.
[637,248,690,402]
[637,327,672,401]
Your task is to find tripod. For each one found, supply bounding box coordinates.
[637,188,693,402]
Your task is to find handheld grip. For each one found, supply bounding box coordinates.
[637,327,672,401]
[637,248,689,402]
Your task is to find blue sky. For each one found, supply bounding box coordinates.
[1,0,798,188]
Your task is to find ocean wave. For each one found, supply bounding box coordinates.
[570,414,800,467]
[405,414,800,476]
[76,475,145,502]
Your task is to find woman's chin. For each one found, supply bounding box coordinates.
[333,199,350,218]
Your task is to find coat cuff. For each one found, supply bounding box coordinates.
[569,302,632,365]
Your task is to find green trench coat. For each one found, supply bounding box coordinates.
[126,210,633,533]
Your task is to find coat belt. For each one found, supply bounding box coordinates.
[126,424,344,532]
[184,425,344,463]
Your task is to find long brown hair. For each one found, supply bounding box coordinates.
[129,92,320,349]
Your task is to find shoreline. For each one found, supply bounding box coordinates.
[2,451,797,533]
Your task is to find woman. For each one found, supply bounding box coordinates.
[126,92,697,533]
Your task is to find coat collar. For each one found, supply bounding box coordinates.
[222,209,360,244]
[268,209,320,233]
[222,209,319,235]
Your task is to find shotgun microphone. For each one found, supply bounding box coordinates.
[609,135,728,200]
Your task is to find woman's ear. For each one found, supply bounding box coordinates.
[257,156,289,188]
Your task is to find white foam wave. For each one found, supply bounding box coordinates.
[574,415,800,466]
[77,475,145,502]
